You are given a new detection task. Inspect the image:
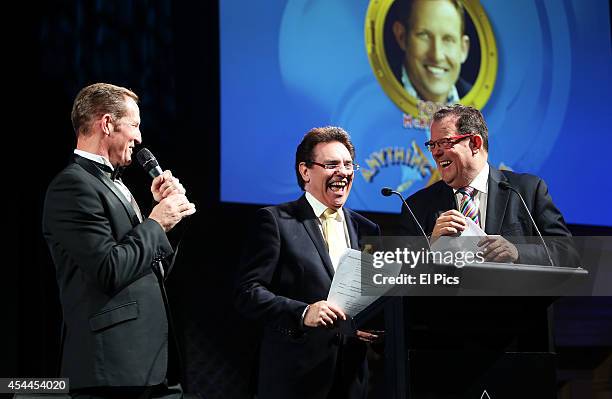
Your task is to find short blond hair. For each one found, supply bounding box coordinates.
[71,83,138,136]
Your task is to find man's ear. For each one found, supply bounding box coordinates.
[392,21,407,52]
[470,135,483,153]
[460,34,470,63]
[299,162,310,185]
[101,114,113,136]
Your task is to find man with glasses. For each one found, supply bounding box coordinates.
[400,103,575,266]
[235,126,380,399]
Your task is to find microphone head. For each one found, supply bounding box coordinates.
[136,148,159,172]
[498,181,511,190]
[381,187,394,197]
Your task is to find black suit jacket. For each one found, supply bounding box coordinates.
[235,195,381,399]
[399,166,578,266]
[42,155,174,389]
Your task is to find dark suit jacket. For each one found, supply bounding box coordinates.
[235,195,381,399]
[42,155,174,389]
[399,166,578,266]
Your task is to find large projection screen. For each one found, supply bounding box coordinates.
[221,0,612,227]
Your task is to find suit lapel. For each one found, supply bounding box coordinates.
[294,196,335,279]
[429,182,456,233]
[441,183,457,212]
[344,209,360,250]
[73,155,141,227]
[485,166,510,234]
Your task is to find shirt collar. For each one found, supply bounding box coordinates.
[401,66,460,104]
[74,149,114,171]
[74,149,125,180]
[453,163,489,194]
[305,192,344,221]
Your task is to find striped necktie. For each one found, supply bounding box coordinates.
[458,186,480,226]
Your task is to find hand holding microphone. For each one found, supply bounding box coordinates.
[136,148,196,231]
[151,170,186,202]
[136,148,188,202]
[149,194,196,232]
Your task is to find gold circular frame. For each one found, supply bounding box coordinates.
[365,0,498,116]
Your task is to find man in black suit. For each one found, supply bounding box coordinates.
[400,104,576,266]
[235,127,381,399]
[42,83,196,398]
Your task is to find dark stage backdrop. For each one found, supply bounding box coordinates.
[13,1,612,398]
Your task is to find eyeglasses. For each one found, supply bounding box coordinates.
[424,134,474,152]
[307,160,360,172]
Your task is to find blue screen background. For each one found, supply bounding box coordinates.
[221,0,612,226]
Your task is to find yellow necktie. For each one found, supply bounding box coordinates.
[322,208,344,268]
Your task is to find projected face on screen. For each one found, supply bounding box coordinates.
[392,0,470,104]
[366,0,496,117]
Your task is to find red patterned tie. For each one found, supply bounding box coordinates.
[458,186,480,226]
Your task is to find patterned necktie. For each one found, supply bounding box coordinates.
[322,208,344,269]
[458,186,480,225]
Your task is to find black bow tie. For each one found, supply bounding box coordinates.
[96,162,124,181]
[111,167,125,181]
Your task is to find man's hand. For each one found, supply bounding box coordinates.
[149,194,196,232]
[356,330,383,343]
[303,301,346,328]
[478,235,519,263]
[431,210,467,241]
[151,170,186,203]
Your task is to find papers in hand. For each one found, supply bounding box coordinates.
[327,248,401,318]
[430,217,486,263]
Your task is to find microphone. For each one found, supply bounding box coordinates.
[381,187,430,250]
[498,181,554,266]
[136,148,163,178]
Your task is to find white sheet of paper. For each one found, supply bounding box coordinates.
[327,248,401,317]
[430,217,486,260]
[462,217,487,237]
